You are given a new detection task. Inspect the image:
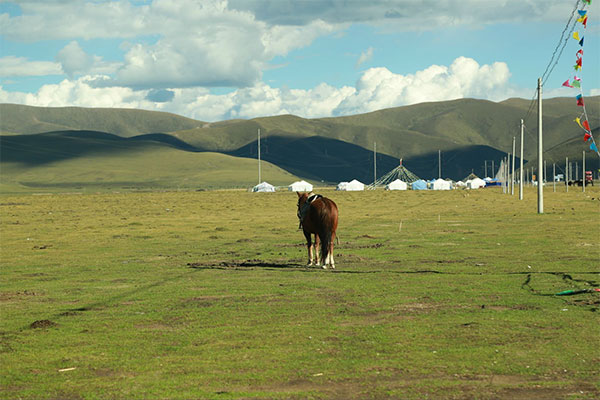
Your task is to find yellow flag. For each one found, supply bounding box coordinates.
[573,32,580,41]
[574,117,583,129]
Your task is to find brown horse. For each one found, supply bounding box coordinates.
[297,192,338,269]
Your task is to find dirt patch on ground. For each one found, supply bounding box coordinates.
[29,319,57,329]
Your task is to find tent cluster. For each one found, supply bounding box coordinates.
[252,180,314,193]
[252,176,490,192]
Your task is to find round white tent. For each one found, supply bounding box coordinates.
[432,178,452,190]
[252,182,276,192]
[337,179,364,191]
[288,180,313,192]
[386,179,408,191]
[466,178,486,189]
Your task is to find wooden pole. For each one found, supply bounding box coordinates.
[258,129,261,184]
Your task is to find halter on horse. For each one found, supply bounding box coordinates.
[297,192,338,269]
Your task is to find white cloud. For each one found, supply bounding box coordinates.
[0,56,62,77]
[356,47,374,68]
[56,41,95,77]
[1,0,338,90]
[335,57,511,115]
[1,57,518,122]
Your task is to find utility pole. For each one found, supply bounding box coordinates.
[374,142,377,185]
[537,78,544,214]
[511,137,516,195]
[519,120,524,200]
[583,150,586,193]
[553,163,556,192]
[566,157,569,193]
[438,149,441,179]
[485,160,488,178]
[258,128,261,184]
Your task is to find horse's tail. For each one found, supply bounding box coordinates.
[318,199,338,264]
[320,227,332,264]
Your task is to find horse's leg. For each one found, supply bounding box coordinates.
[313,234,321,266]
[304,230,313,265]
[328,231,336,269]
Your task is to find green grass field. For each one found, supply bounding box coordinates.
[1,187,599,399]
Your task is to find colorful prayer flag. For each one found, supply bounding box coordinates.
[574,75,581,81]
[584,133,592,142]
[576,49,584,57]
[575,117,583,128]
[582,0,591,5]
[591,143,598,152]
[573,31,580,41]
[578,10,587,17]
[579,37,585,46]
[583,120,591,131]
[576,94,584,106]
[572,79,581,88]
[562,79,574,88]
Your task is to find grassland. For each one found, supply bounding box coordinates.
[1,186,599,399]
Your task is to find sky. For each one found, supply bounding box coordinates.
[0,0,598,122]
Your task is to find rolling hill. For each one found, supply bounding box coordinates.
[1,97,598,192]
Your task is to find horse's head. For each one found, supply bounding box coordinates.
[296,192,309,217]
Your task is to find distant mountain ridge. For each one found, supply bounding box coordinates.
[1,97,598,191]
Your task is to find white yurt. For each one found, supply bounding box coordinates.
[455,180,467,188]
[252,182,276,192]
[288,180,313,192]
[337,179,364,191]
[466,178,486,189]
[386,179,408,191]
[432,178,452,190]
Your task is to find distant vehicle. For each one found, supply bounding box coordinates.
[554,174,564,182]
[568,171,593,186]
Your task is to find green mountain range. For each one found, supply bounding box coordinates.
[1,97,598,192]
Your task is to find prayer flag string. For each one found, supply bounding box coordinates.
[563,0,598,156]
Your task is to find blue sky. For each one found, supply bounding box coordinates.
[1,0,598,122]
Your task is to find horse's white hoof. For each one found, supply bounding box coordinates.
[321,265,327,269]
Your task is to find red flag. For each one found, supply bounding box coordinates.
[576,95,584,106]
[582,120,591,131]
[584,133,592,142]
[562,79,574,88]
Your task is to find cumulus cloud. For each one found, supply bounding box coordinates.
[0,56,62,77]
[1,0,337,89]
[1,57,516,122]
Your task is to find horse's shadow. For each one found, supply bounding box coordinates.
[187,261,317,271]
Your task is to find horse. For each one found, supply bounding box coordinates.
[296,192,338,269]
